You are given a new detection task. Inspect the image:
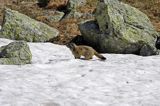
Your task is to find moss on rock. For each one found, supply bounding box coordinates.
[79,0,159,56]
[0,8,59,42]
[0,41,32,65]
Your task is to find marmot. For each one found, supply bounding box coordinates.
[66,43,106,60]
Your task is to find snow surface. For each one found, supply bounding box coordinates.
[0,38,160,106]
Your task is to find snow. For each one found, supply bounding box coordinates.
[0,38,160,106]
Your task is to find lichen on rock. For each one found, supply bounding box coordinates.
[0,8,59,42]
[0,41,32,65]
[79,0,159,56]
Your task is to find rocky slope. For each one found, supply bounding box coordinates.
[0,0,159,44]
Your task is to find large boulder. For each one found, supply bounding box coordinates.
[79,0,159,56]
[0,8,59,42]
[0,41,32,65]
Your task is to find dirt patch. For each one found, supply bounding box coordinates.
[46,0,68,10]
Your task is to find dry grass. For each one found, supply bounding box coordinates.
[46,0,68,9]
[76,0,97,13]
[48,18,81,44]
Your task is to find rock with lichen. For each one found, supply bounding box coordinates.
[79,0,159,56]
[0,8,59,42]
[0,41,32,65]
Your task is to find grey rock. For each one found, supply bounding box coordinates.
[0,41,32,65]
[39,10,64,23]
[65,0,95,21]
[79,0,159,56]
[65,10,83,19]
[67,0,86,11]
[64,10,94,20]
[0,8,59,42]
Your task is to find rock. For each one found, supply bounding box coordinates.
[67,0,86,11]
[0,41,32,65]
[79,0,159,56]
[64,10,83,19]
[65,0,95,20]
[0,8,59,42]
[36,10,64,23]
[65,0,92,19]
[64,10,94,20]
[140,44,158,56]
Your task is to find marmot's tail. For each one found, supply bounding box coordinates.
[94,51,106,60]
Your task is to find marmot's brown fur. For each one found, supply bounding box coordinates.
[66,43,106,60]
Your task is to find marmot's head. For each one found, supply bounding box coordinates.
[66,43,76,50]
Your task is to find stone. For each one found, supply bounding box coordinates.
[36,10,64,23]
[79,0,159,56]
[0,8,59,42]
[67,0,86,11]
[0,41,32,65]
